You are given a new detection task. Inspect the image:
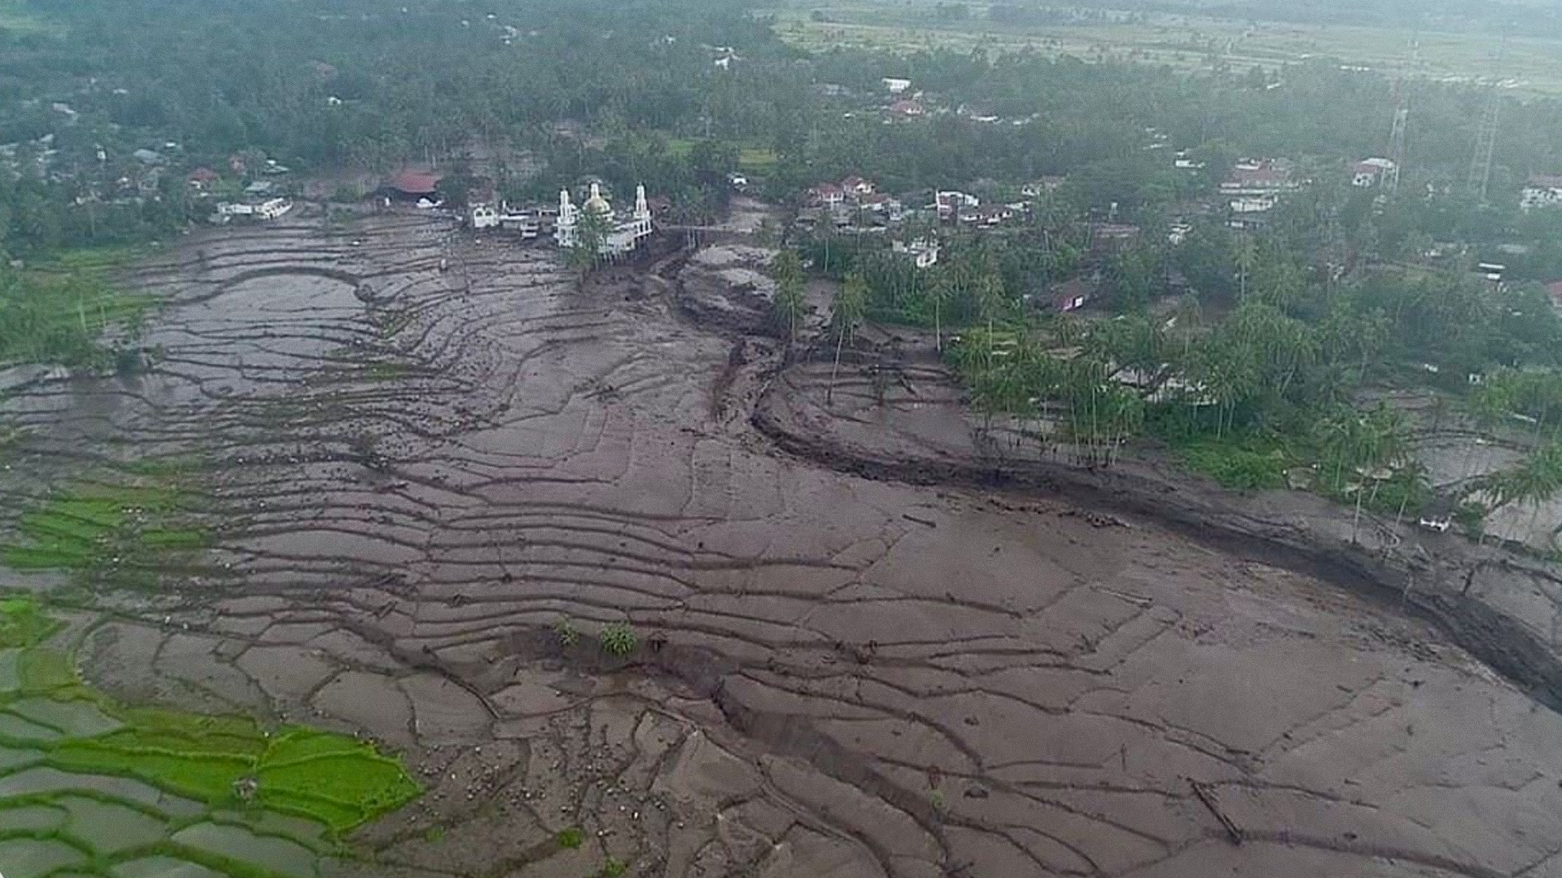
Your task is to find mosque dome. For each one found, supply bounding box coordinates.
[583,182,612,216]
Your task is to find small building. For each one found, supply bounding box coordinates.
[889,99,926,118]
[1221,159,1299,198]
[187,167,220,190]
[936,190,979,219]
[255,198,293,220]
[840,176,875,198]
[243,180,276,197]
[892,237,939,269]
[807,183,846,207]
[388,168,444,202]
[132,148,164,166]
[1522,175,1562,212]
[1051,278,1093,313]
[1352,157,1397,188]
[469,202,499,230]
[858,192,901,219]
[882,77,911,94]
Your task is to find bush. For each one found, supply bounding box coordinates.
[599,623,638,657]
[556,827,583,849]
[1175,438,1289,491]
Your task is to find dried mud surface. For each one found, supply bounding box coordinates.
[4,213,1562,877]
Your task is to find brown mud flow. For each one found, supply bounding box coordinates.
[4,209,1562,877]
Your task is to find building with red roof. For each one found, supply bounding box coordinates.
[187,167,220,190]
[390,169,444,199]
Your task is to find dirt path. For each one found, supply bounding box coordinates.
[4,213,1562,877]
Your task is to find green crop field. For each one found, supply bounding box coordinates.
[765,1,1562,95]
[0,597,421,878]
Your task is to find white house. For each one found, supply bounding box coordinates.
[255,198,293,220]
[1522,175,1562,212]
[936,190,979,219]
[469,202,499,230]
[882,77,911,95]
[892,238,940,269]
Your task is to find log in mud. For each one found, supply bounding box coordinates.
[4,209,1562,877]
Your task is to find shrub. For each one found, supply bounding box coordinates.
[556,827,583,849]
[555,617,580,647]
[599,623,638,657]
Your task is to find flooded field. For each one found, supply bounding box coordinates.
[4,210,1562,877]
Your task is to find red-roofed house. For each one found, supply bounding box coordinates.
[889,99,926,118]
[1522,175,1562,212]
[187,167,220,190]
[389,169,444,200]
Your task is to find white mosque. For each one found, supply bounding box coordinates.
[555,182,653,256]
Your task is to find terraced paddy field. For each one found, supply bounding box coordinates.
[4,206,1562,876]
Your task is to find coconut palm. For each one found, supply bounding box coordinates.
[827,273,868,406]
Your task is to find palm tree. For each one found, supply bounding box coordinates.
[927,272,952,353]
[1233,234,1257,300]
[827,273,868,406]
[769,250,806,343]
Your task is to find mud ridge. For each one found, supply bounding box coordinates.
[750,375,1562,716]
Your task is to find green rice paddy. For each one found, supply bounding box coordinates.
[1,472,209,589]
[0,598,421,878]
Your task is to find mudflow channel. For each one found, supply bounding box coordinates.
[5,210,1562,878]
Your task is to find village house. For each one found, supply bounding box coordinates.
[187,167,220,191]
[1521,175,1562,212]
[858,192,902,220]
[882,77,911,95]
[807,182,846,208]
[961,204,1017,228]
[386,168,443,204]
[936,190,979,220]
[1546,281,1562,312]
[1050,277,1093,313]
[892,237,940,269]
[841,176,875,198]
[888,99,926,118]
[1351,157,1397,188]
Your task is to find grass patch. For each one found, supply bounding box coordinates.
[0,471,209,587]
[738,147,778,173]
[1,602,421,868]
[1172,435,1292,491]
[0,596,59,648]
[556,827,584,849]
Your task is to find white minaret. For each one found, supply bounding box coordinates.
[555,188,577,247]
[634,184,649,220]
